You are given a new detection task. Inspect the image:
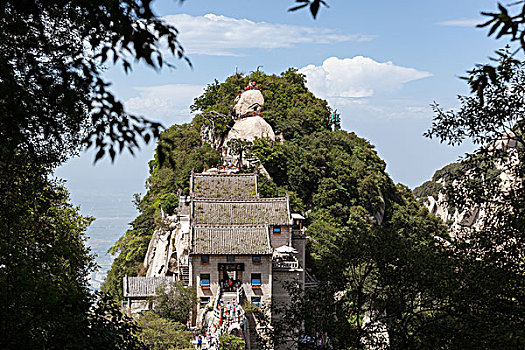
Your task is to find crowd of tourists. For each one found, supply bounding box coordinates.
[193,300,242,349]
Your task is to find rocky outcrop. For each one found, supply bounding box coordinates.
[224,116,275,144]
[143,214,191,277]
[419,132,521,236]
[424,192,454,224]
[233,89,264,116]
[227,88,274,144]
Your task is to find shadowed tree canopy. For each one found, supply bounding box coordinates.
[423,54,525,347]
[0,1,191,348]
[0,0,188,166]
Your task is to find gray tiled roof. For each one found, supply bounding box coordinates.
[192,173,257,198]
[123,276,176,298]
[191,225,272,255]
[192,197,290,225]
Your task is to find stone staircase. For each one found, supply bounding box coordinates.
[206,287,248,339]
[180,265,189,286]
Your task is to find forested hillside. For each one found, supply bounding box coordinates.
[104,69,481,348]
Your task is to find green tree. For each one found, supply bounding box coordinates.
[294,187,452,349]
[0,0,190,165]
[0,159,93,348]
[154,281,197,324]
[136,311,193,350]
[0,2,185,344]
[447,2,525,103]
[219,334,246,350]
[425,54,525,348]
[270,281,359,349]
[88,294,146,350]
[0,158,145,349]
[227,138,253,168]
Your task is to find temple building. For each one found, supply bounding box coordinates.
[187,172,306,325]
[123,82,309,348]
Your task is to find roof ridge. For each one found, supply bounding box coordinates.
[193,224,268,228]
[193,196,287,202]
[194,173,256,177]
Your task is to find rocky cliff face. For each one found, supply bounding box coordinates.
[224,115,275,144]
[416,132,521,237]
[143,214,191,277]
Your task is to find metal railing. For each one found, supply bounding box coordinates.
[212,288,223,321]
[272,257,300,270]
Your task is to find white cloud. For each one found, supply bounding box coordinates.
[163,14,375,56]
[299,56,432,99]
[125,84,204,125]
[436,18,482,27]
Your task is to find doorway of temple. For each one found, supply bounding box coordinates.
[218,263,244,292]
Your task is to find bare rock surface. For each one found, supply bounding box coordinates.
[225,116,275,145]
[233,90,264,116]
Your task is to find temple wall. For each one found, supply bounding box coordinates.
[271,270,302,320]
[292,236,306,270]
[270,225,292,248]
[190,255,273,306]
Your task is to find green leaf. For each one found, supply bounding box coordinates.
[310,0,320,19]
[289,3,309,12]
[94,148,105,163]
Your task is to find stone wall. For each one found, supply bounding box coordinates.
[292,236,306,270]
[190,254,273,304]
[270,225,292,248]
[271,270,302,321]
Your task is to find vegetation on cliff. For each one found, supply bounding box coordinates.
[419,54,525,348]
[0,159,145,349]
[104,69,455,348]
[412,162,460,200]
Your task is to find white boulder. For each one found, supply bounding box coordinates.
[224,116,275,144]
[234,90,264,116]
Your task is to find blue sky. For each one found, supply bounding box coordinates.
[55,0,505,280]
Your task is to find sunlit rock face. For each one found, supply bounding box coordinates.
[420,132,521,237]
[144,214,190,277]
[424,192,453,224]
[225,87,275,166]
[233,89,264,116]
[224,115,275,144]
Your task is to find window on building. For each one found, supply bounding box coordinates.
[273,225,281,234]
[201,254,210,264]
[251,296,261,309]
[226,255,235,263]
[200,297,210,308]
[200,273,210,289]
[252,255,262,264]
[251,273,261,288]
